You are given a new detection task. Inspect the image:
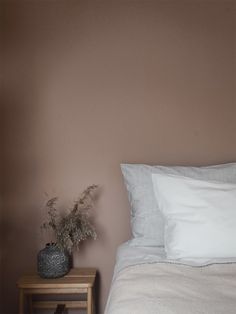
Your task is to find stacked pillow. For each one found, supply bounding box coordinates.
[152,173,236,259]
[121,163,236,259]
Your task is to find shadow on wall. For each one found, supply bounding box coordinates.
[1,83,43,313]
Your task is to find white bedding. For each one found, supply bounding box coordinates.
[105,241,236,314]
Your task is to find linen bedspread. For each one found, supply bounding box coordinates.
[105,262,236,314]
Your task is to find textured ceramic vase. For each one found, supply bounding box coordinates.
[37,243,70,279]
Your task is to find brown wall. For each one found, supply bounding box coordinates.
[2,1,236,313]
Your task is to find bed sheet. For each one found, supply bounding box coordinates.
[113,239,236,278]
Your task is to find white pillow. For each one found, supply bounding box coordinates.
[121,163,236,246]
[152,173,236,260]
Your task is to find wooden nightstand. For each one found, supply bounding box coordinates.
[17,268,96,314]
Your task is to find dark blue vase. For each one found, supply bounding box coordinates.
[37,243,70,278]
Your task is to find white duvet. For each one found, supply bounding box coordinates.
[105,242,236,314]
[105,262,236,314]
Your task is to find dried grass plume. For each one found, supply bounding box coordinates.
[41,185,98,252]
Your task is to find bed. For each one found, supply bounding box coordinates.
[105,162,236,314]
[105,241,236,314]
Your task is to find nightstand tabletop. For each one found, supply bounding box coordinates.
[17,268,97,289]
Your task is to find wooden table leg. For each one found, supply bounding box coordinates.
[92,286,95,314]
[87,287,92,314]
[19,289,24,314]
[28,294,33,314]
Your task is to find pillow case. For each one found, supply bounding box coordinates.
[152,173,236,259]
[121,163,236,246]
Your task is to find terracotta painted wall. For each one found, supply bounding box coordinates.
[2,1,236,313]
